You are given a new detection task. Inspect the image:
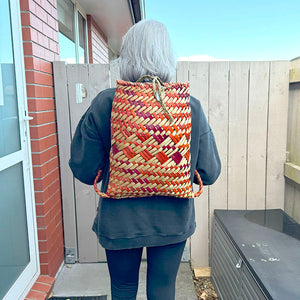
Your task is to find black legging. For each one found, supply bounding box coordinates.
[105,240,186,300]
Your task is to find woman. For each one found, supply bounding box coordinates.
[69,20,221,300]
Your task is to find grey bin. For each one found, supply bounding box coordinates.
[211,209,300,300]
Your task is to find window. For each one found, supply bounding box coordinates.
[57,0,88,64]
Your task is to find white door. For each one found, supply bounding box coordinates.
[0,0,39,299]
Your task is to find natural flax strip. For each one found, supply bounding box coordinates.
[94,76,203,199]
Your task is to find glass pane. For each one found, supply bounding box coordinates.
[58,32,76,63]
[0,163,30,299]
[0,0,21,158]
[78,12,86,64]
[57,0,74,41]
[58,0,76,63]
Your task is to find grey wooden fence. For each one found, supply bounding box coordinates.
[53,60,289,268]
[285,58,300,223]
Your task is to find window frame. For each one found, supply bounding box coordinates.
[58,0,89,64]
[2,0,39,298]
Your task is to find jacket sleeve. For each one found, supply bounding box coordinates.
[196,128,221,185]
[191,96,221,185]
[69,93,111,185]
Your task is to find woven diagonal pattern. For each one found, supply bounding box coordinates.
[105,80,194,199]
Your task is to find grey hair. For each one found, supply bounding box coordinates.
[119,20,176,83]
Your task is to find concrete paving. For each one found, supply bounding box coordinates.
[52,262,197,299]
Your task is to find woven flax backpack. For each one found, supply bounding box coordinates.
[94,75,203,199]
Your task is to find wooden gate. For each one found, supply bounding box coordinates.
[53,60,289,267]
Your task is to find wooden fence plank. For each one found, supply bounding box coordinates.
[110,61,120,87]
[247,61,270,209]
[67,64,98,262]
[266,61,289,209]
[208,61,229,243]
[228,62,249,209]
[189,62,210,268]
[52,61,78,260]
[89,64,110,262]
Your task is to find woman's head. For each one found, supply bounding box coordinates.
[119,19,176,83]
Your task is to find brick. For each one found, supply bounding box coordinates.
[35,4,48,23]
[37,32,49,49]
[40,264,49,275]
[48,39,58,54]
[50,3,58,18]
[24,12,44,32]
[25,290,47,300]
[38,221,63,251]
[33,156,59,182]
[34,179,60,202]
[38,214,62,239]
[47,13,57,30]
[32,282,52,294]
[48,246,64,276]
[42,22,54,40]
[32,145,58,165]
[29,122,57,139]
[23,41,45,58]
[24,57,52,74]
[33,167,59,191]
[44,218,62,241]
[31,133,57,153]
[21,12,31,26]
[29,110,56,125]
[44,47,56,62]
[20,0,36,12]
[22,28,33,42]
[36,215,46,228]
[27,84,54,98]
[40,0,53,15]
[28,98,55,112]
[26,71,53,86]
[24,41,57,62]
[37,275,55,286]
[39,252,50,264]
[35,188,60,215]
[37,228,46,240]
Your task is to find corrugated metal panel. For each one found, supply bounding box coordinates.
[242,264,267,300]
[212,217,268,300]
[212,219,241,299]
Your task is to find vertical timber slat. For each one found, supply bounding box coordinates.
[189,62,210,268]
[67,64,97,262]
[209,61,229,232]
[247,62,270,209]
[110,61,120,88]
[53,61,78,261]
[266,61,289,209]
[88,64,110,262]
[228,62,249,209]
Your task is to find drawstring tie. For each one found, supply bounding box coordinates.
[137,75,174,124]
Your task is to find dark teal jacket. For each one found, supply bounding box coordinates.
[69,88,221,250]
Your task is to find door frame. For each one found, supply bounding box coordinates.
[2,0,40,298]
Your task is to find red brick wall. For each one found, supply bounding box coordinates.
[87,15,109,64]
[20,0,64,277]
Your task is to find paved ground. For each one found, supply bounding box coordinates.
[52,262,197,299]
